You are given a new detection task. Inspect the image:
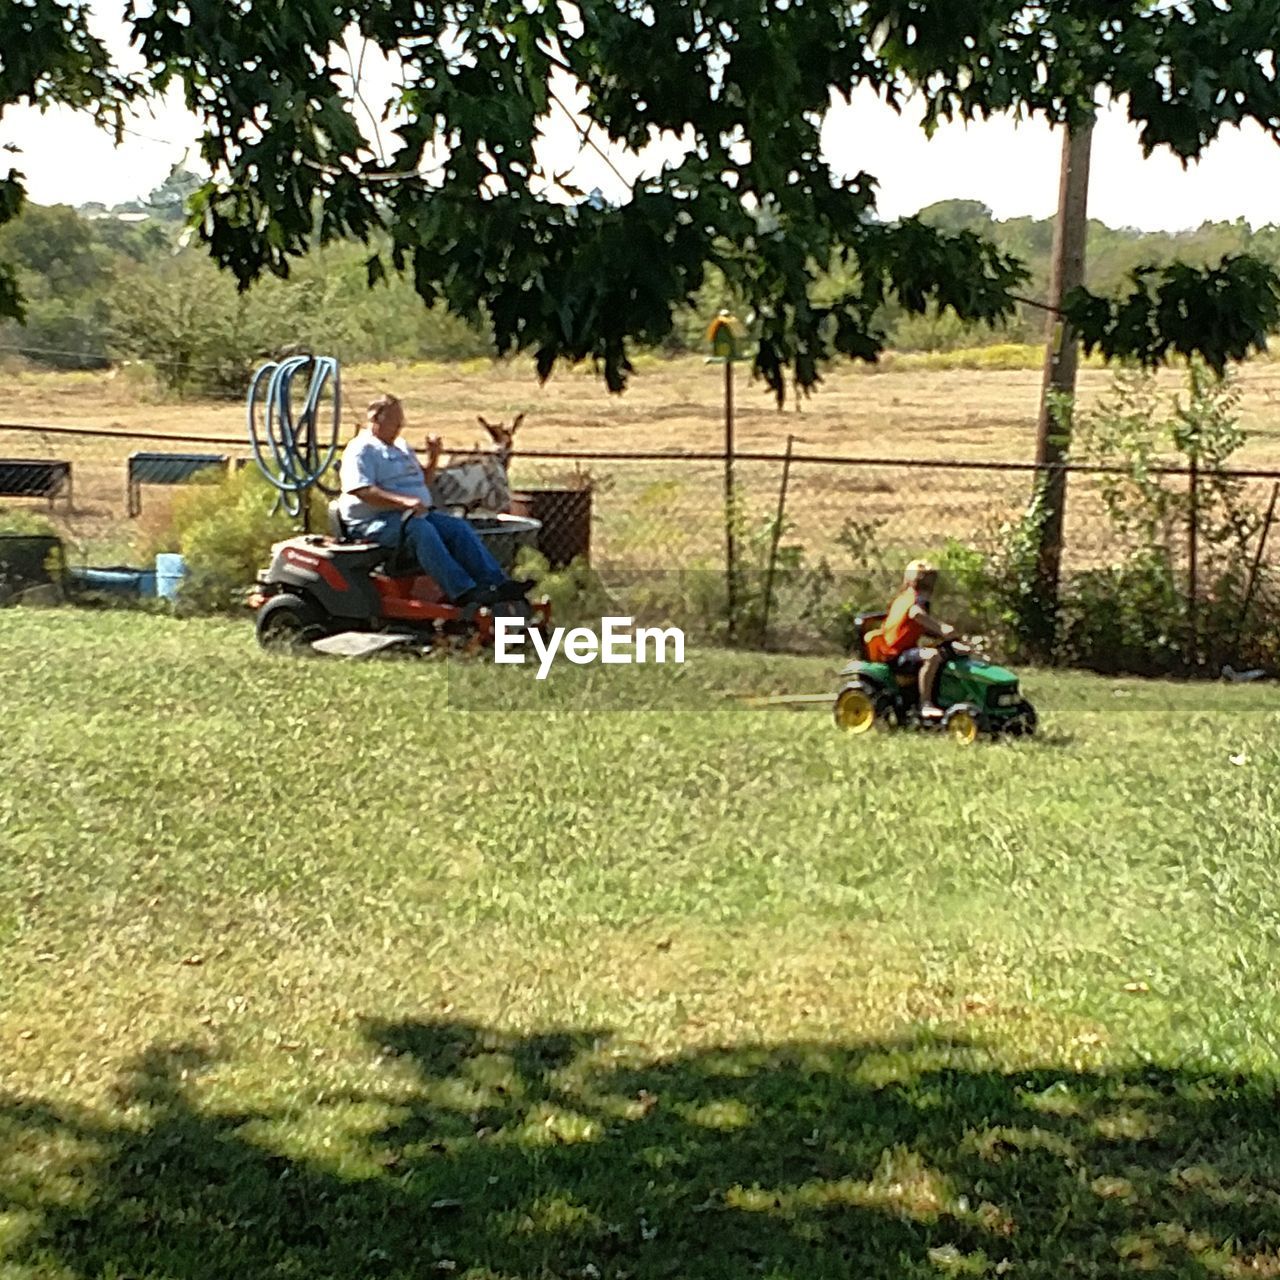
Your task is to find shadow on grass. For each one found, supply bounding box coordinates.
[4,1021,1280,1278]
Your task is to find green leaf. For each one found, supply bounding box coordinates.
[16,0,1276,392]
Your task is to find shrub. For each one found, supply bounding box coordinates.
[722,509,810,646]
[0,507,58,537]
[1062,361,1273,672]
[1057,549,1189,675]
[513,547,621,628]
[917,363,1280,675]
[106,239,499,395]
[801,518,893,651]
[1,297,111,369]
[108,255,273,396]
[888,306,978,353]
[140,466,329,613]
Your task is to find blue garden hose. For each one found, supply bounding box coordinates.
[246,354,342,520]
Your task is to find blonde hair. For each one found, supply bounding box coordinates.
[904,559,938,584]
[366,393,401,425]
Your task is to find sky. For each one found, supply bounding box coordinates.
[1,5,1277,233]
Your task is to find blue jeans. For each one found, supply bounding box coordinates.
[354,511,505,600]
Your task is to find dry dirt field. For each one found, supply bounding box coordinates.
[3,353,1278,567]
[3,351,1280,458]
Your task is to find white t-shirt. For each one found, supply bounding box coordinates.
[337,431,433,525]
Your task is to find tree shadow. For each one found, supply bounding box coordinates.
[3,1020,1280,1278]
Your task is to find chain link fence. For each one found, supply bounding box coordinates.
[510,449,1280,564]
[508,449,1280,666]
[3,421,1279,668]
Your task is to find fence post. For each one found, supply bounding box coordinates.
[760,433,795,649]
[1187,454,1199,671]
[724,356,736,638]
[1234,481,1279,660]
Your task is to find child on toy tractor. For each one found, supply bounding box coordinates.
[836,560,1035,743]
[876,560,958,719]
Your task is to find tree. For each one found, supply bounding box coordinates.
[0,0,132,320]
[917,201,996,235]
[142,164,205,221]
[0,202,106,295]
[3,1,1280,400]
[0,202,117,367]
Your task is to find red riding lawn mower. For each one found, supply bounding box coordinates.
[247,505,552,657]
[242,352,550,658]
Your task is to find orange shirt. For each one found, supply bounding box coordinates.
[882,586,925,656]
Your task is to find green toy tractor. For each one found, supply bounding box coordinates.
[834,612,1037,745]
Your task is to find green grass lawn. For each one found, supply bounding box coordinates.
[2,609,1279,1279]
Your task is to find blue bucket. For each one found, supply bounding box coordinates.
[155,553,187,602]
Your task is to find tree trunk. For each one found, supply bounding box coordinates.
[1032,114,1094,652]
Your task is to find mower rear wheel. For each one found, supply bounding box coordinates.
[834,684,880,734]
[256,593,327,651]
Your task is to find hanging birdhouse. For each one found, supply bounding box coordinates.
[706,311,740,361]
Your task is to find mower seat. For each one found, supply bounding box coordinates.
[327,499,421,576]
[852,611,889,662]
[326,500,350,541]
[889,648,926,674]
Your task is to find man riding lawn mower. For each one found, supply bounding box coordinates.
[833,560,1037,745]
[338,393,534,609]
[249,391,550,654]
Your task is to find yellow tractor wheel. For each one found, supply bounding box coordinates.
[834,685,878,734]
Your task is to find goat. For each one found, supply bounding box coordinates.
[428,413,525,514]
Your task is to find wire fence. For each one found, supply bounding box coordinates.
[3,419,1279,665]
[506,448,1280,571]
[1,420,1217,568]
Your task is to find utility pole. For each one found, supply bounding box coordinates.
[1032,112,1094,649]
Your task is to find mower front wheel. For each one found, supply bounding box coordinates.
[943,703,984,746]
[256,593,328,651]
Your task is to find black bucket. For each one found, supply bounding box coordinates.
[469,514,543,575]
[510,488,592,568]
[0,534,65,603]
